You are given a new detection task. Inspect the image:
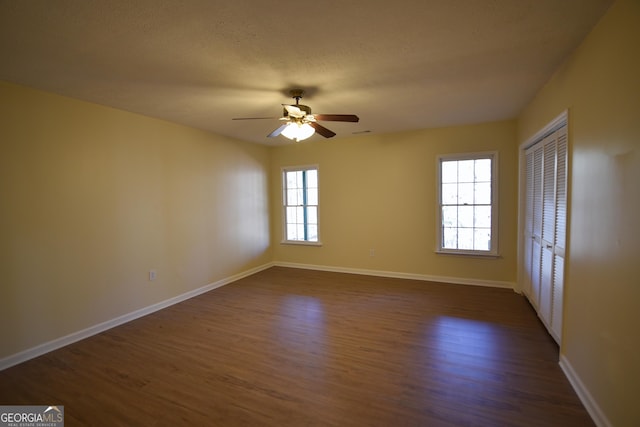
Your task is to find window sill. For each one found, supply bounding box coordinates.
[435,250,500,258]
[281,240,323,247]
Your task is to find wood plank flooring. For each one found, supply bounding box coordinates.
[0,267,594,426]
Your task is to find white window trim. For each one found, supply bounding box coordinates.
[281,165,322,246]
[435,151,499,257]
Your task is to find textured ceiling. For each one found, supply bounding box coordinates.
[0,0,613,144]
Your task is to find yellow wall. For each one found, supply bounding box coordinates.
[0,81,271,360]
[270,121,518,285]
[517,0,640,425]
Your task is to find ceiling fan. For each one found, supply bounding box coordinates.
[232,89,359,142]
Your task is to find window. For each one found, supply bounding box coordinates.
[437,152,498,255]
[282,166,320,244]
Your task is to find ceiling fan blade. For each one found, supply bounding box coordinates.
[313,114,359,122]
[232,117,279,120]
[310,122,336,138]
[267,124,288,138]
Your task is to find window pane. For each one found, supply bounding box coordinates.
[458,160,474,182]
[307,225,318,242]
[442,161,458,183]
[474,206,491,228]
[442,206,457,227]
[442,183,457,205]
[474,228,491,250]
[287,171,301,188]
[458,228,474,250]
[307,187,318,205]
[474,182,491,205]
[306,169,317,188]
[287,206,304,224]
[307,206,317,225]
[286,206,297,223]
[458,183,474,205]
[287,189,298,205]
[443,227,457,249]
[475,159,491,182]
[287,224,298,240]
[458,205,474,228]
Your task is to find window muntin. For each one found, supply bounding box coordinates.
[283,166,319,243]
[437,153,498,255]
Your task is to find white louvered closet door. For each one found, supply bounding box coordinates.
[523,124,567,344]
[523,151,535,302]
[540,135,557,329]
[525,144,544,310]
[551,127,568,340]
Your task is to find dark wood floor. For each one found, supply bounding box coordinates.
[0,267,593,426]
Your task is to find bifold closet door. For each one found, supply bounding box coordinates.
[523,125,567,344]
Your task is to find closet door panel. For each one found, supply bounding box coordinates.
[539,137,557,328]
[541,138,557,246]
[555,128,568,250]
[539,247,553,326]
[529,146,544,308]
[532,148,544,242]
[551,255,564,340]
[530,239,542,309]
[551,127,568,340]
[524,151,535,299]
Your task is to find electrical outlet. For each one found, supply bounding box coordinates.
[149,270,157,281]
[370,248,375,257]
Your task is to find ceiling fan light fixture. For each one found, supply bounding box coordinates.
[234,89,358,141]
[281,122,315,142]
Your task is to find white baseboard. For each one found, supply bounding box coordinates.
[274,261,516,289]
[0,262,274,371]
[559,354,612,427]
